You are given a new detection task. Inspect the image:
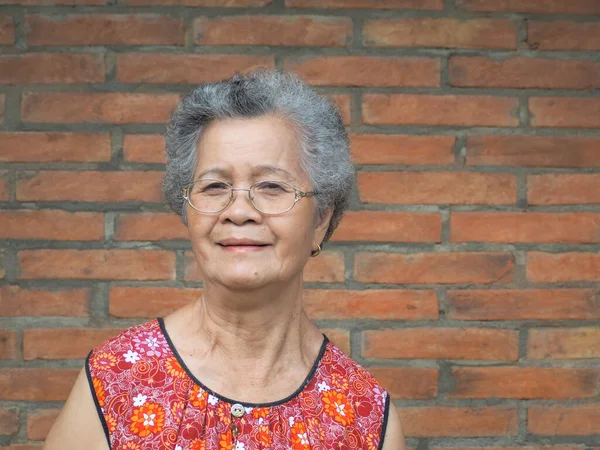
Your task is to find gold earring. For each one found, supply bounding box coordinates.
[310,244,322,257]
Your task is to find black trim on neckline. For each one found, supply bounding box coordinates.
[377,393,392,450]
[156,316,329,408]
[86,350,112,450]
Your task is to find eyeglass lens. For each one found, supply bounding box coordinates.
[187,180,297,214]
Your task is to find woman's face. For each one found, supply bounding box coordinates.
[186,114,332,291]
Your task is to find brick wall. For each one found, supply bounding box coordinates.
[1,0,600,447]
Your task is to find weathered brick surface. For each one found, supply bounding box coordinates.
[194,15,352,46]
[0,54,105,85]
[363,94,519,127]
[25,14,184,46]
[117,54,275,84]
[1,2,598,448]
[0,132,111,162]
[363,18,517,49]
[362,328,519,360]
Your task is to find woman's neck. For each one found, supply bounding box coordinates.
[174,276,322,396]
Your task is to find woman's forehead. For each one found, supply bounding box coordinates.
[194,116,306,181]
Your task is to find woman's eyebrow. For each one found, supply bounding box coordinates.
[252,165,297,182]
[195,165,298,182]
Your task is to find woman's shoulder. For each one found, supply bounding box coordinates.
[324,339,385,389]
[88,318,166,368]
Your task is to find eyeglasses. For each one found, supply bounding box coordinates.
[181,178,315,215]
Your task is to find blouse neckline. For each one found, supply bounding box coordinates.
[156,317,330,408]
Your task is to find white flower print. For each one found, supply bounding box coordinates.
[258,417,264,425]
[335,402,346,417]
[207,394,219,406]
[132,331,167,358]
[133,393,147,407]
[235,443,245,450]
[297,431,309,446]
[289,416,295,427]
[143,412,155,427]
[123,350,140,364]
[317,381,330,392]
[244,407,253,415]
[175,446,183,450]
[373,385,384,406]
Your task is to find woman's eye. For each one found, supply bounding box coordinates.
[202,182,229,192]
[262,183,286,191]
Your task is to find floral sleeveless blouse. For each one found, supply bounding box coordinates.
[86,318,390,450]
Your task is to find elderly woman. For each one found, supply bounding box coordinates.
[44,69,404,450]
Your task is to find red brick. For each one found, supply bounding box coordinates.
[109,286,201,318]
[369,368,438,399]
[321,328,349,355]
[286,0,443,9]
[447,289,600,321]
[0,330,17,360]
[21,92,179,124]
[0,54,104,85]
[123,134,165,163]
[355,252,514,285]
[25,14,184,46]
[117,54,274,84]
[529,174,600,205]
[195,15,351,46]
[0,170,8,200]
[400,407,517,437]
[27,409,59,441]
[363,328,518,360]
[358,172,516,205]
[17,171,163,202]
[527,252,600,284]
[450,56,597,89]
[0,210,104,241]
[530,97,600,128]
[467,135,600,167]
[0,408,19,436]
[126,0,272,5]
[327,94,351,125]
[0,132,111,163]
[528,327,600,360]
[0,251,4,279]
[528,405,600,435]
[115,213,187,241]
[303,289,438,320]
[350,134,455,165]
[363,94,519,127]
[23,328,122,360]
[364,18,516,49]
[0,286,88,317]
[457,0,600,14]
[184,250,345,283]
[451,212,600,243]
[18,249,175,280]
[284,56,439,87]
[2,0,103,4]
[332,211,441,242]
[529,21,600,51]
[0,369,78,401]
[0,16,15,45]
[451,367,600,399]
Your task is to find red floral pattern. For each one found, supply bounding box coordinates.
[88,319,388,449]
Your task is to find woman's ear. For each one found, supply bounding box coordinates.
[313,207,335,247]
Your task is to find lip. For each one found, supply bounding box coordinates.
[218,239,269,246]
[219,244,270,252]
[217,239,271,252]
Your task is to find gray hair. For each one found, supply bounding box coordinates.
[163,68,354,243]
